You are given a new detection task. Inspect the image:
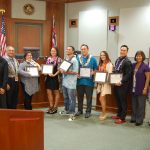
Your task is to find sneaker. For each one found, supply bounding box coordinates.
[68,114,76,121]
[85,113,91,118]
[59,110,69,115]
[75,111,83,116]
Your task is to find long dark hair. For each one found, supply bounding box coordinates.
[50,47,60,57]
[99,51,111,66]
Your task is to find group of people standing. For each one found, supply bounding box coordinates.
[46,44,150,125]
[0,44,149,126]
[0,46,40,110]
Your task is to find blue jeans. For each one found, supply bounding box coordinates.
[62,86,76,114]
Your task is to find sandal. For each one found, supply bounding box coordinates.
[46,107,53,114]
[99,114,107,121]
[50,107,58,114]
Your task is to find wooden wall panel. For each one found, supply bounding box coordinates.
[15,23,41,54]
[3,0,65,58]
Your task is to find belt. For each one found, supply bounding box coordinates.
[8,77,15,80]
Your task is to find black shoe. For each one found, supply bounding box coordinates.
[135,123,142,126]
[50,107,57,114]
[130,120,136,123]
[75,111,83,116]
[85,113,91,118]
[46,107,53,114]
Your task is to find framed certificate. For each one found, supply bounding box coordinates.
[25,66,39,77]
[41,64,53,74]
[59,60,72,72]
[109,73,123,84]
[94,71,107,83]
[80,67,91,78]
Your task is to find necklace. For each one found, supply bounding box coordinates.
[79,54,91,67]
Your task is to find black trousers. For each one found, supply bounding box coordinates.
[77,85,94,113]
[0,93,7,108]
[114,85,128,120]
[21,82,33,110]
[6,78,19,109]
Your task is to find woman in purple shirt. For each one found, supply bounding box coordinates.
[130,51,150,126]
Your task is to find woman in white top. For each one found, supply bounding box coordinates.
[97,51,113,120]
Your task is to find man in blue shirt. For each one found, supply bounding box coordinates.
[60,46,79,121]
[76,44,98,118]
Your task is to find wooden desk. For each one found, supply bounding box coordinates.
[0,109,44,150]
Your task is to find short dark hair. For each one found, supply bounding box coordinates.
[134,50,146,61]
[120,45,129,51]
[24,51,32,59]
[80,44,89,49]
[68,46,75,52]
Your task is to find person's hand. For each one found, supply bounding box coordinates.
[90,70,95,76]
[142,88,147,95]
[7,84,10,91]
[49,74,55,77]
[60,69,64,74]
[115,82,122,86]
[0,88,5,95]
[77,74,80,79]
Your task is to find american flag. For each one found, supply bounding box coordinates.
[0,14,6,56]
[52,15,57,48]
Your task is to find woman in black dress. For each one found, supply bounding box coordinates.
[45,47,62,114]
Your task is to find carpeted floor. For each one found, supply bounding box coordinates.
[41,105,150,150]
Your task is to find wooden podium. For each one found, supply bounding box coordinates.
[0,109,44,150]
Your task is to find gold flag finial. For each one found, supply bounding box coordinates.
[0,9,6,14]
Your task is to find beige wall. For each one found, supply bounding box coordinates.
[65,0,150,63]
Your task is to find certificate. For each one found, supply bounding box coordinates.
[59,60,72,72]
[109,73,123,84]
[25,66,39,77]
[94,71,107,83]
[41,64,53,74]
[80,67,91,78]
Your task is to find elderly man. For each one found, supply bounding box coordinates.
[0,46,8,108]
[4,46,19,109]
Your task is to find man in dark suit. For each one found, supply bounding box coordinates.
[0,46,8,108]
[112,45,132,124]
